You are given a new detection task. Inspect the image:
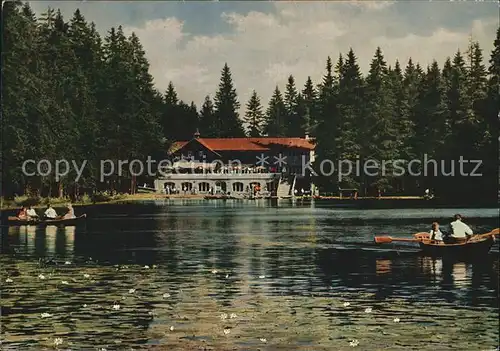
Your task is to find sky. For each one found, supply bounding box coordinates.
[30,1,499,112]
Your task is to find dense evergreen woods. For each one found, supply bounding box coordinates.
[2,2,498,203]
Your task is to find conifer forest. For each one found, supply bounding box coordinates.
[2,2,499,204]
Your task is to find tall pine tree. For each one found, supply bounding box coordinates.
[244,90,265,137]
[264,87,287,137]
[213,63,245,137]
[302,76,318,135]
[199,95,216,137]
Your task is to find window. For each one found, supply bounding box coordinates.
[199,182,210,192]
[232,182,244,192]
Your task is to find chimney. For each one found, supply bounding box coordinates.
[194,128,200,139]
[304,132,309,140]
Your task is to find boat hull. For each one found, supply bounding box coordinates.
[7,214,87,226]
[418,236,495,258]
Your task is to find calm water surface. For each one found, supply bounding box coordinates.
[1,201,499,350]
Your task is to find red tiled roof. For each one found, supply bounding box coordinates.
[169,137,315,154]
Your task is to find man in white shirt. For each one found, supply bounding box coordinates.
[44,204,58,219]
[449,214,473,242]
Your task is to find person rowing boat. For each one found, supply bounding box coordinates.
[444,214,473,244]
[44,204,58,219]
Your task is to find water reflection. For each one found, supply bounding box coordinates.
[1,203,498,350]
[6,225,76,259]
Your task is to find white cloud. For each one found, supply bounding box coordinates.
[122,2,497,114]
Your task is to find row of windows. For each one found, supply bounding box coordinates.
[163,181,275,192]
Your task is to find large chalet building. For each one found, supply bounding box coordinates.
[154,131,316,197]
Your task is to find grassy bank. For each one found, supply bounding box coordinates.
[0,193,205,210]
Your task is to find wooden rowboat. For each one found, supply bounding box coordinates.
[413,232,495,258]
[7,214,87,226]
[375,228,498,259]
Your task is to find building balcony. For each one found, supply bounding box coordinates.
[157,172,281,181]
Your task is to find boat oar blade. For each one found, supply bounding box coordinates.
[374,236,422,244]
[374,236,393,244]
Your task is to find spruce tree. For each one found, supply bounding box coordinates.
[2,1,43,195]
[482,27,500,204]
[284,75,302,136]
[335,49,365,188]
[244,90,265,137]
[414,61,448,157]
[161,81,179,140]
[302,76,318,135]
[264,87,287,137]
[447,50,473,154]
[213,63,245,137]
[362,47,397,194]
[466,41,489,152]
[389,60,414,160]
[314,55,342,191]
[199,95,216,137]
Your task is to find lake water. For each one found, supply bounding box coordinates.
[1,200,499,350]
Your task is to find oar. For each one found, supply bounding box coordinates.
[471,228,499,240]
[374,236,423,244]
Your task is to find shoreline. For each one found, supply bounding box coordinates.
[0,194,425,208]
[1,193,496,211]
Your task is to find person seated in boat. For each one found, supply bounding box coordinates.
[26,206,39,219]
[62,204,76,219]
[430,222,443,241]
[445,214,473,243]
[44,204,58,219]
[17,206,28,220]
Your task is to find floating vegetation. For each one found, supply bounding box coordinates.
[1,220,499,351]
[349,339,359,347]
